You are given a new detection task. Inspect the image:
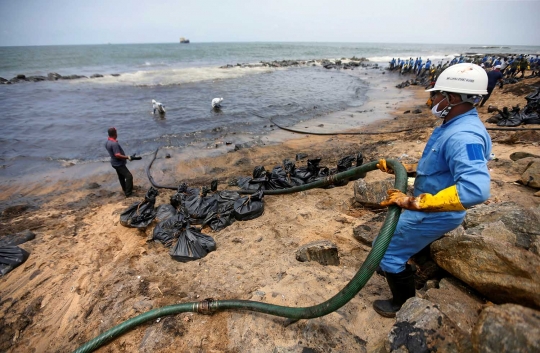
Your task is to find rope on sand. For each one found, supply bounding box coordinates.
[252,113,413,135]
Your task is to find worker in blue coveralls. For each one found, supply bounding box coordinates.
[372,63,491,318]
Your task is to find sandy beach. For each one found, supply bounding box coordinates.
[1,69,540,353]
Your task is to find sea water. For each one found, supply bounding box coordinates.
[0,42,539,181]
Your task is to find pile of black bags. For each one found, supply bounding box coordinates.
[120,182,265,262]
[487,88,540,127]
[236,153,364,191]
[120,153,364,262]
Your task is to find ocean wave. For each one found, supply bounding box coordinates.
[71,65,277,87]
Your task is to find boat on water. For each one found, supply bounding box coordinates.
[180,37,190,44]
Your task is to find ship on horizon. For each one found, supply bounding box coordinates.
[180,37,190,44]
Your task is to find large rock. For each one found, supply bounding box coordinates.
[463,201,540,250]
[295,240,340,266]
[386,297,472,353]
[472,304,540,353]
[521,160,540,189]
[353,178,413,209]
[431,234,540,309]
[510,151,540,161]
[424,277,484,334]
[464,220,516,244]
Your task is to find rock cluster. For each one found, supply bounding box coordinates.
[353,171,540,352]
[219,57,373,70]
[0,72,120,84]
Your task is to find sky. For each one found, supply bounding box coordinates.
[0,0,539,47]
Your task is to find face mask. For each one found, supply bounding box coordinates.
[431,99,447,119]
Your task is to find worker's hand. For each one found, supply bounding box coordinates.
[381,186,466,212]
[377,159,393,174]
[377,159,417,175]
[127,155,132,161]
[130,154,142,161]
[499,82,504,89]
[380,189,419,209]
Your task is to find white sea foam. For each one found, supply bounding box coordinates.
[73,65,277,87]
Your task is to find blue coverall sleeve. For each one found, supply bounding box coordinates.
[445,132,491,208]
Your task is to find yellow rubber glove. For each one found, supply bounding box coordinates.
[380,185,465,212]
[377,159,417,175]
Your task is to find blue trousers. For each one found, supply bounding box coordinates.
[377,210,465,273]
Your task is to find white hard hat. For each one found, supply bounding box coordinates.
[426,63,488,95]
[494,65,501,69]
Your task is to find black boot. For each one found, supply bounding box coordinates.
[373,265,416,318]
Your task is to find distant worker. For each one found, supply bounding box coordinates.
[212,97,223,109]
[105,127,142,197]
[373,63,491,318]
[517,56,529,78]
[152,99,166,115]
[480,65,504,107]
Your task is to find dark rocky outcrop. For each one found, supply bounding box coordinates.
[1,72,120,83]
[472,304,540,353]
[463,201,540,250]
[386,297,473,353]
[431,232,540,309]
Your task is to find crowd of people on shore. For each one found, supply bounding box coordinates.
[389,54,540,85]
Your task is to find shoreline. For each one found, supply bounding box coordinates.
[0,66,412,207]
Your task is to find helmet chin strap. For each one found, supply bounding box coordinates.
[439,92,478,119]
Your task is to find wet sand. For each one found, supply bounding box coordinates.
[1,72,539,353]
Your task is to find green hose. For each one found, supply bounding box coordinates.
[74,160,407,353]
[237,160,374,195]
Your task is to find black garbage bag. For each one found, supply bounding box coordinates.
[266,165,294,190]
[0,230,35,247]
[237,166,267,191]
[525,87,540,103]
[329,155,357,186]
[497,106,525,127]
[152,213,188,247]
[0,246,30,276]
[120,187,158,228]
[486,114,501,124]
[210,179,218,192]
[522,112,540,125]
[295,158,322,183]
[169,227,216,262]
[183,186,218,224]
[266,159,304,190]
[282,159,304,186]
[155,204,178,222]
[203,190,240,231]
[233,190,265,221]
[170,183,200,208]
[349,152,366,181]
[203,204,235,231]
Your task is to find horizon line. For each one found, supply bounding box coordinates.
[1,41,539,48]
